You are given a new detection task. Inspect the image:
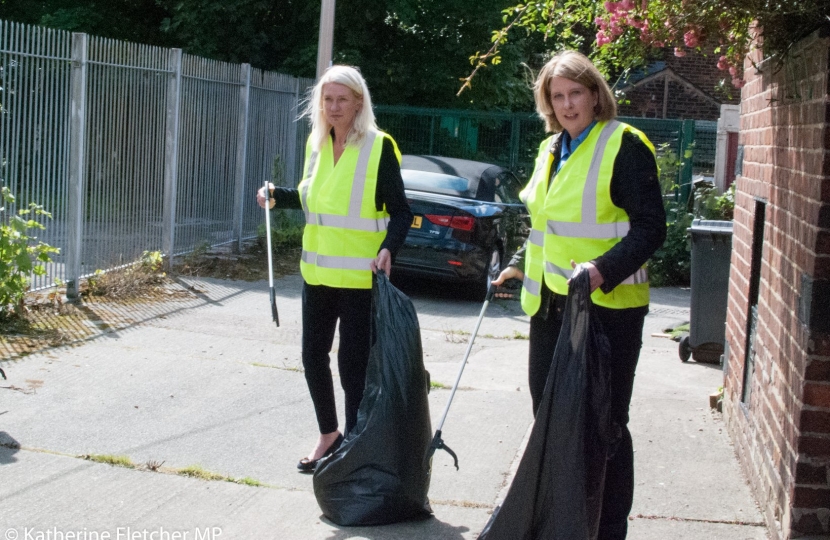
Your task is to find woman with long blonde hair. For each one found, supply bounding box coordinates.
[258,65,412,472]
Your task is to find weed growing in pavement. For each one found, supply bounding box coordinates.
[443,327,470,343]
[175,465,266,487]
[82,251,168,299]
[176,465,226,481]
[511,330,529,340]
[236,477,264,487]
[82,454,135,468]
[145,460,165,471]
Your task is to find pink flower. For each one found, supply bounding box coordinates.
[684,30,699,47]
[604,1,618,12]
[674,47,687,57]
[716,56,728,71]
[729,65,737,76]
[653,41,665,47]
[620,0,635,10]
[731,77,745,88]
[596,31,612,47]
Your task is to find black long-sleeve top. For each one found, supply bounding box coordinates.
[269,137,413,257]
[509,130,667,294]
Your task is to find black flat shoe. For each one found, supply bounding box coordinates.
[297,433,344,473]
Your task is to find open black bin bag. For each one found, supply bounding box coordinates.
[313,272,433,526]
[479,271,615,540]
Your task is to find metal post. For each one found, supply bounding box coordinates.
[429,116,436,155]
[162,48,182,270]
[679,119,695,204]
[509,115,520,171]
[286,77,301,187]
[316,0,336,79]
[66,32,88,299]
[233,63,251,252]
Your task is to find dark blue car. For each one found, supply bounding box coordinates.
[392,155,529,300]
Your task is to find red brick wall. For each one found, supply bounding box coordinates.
[723,29,830,539]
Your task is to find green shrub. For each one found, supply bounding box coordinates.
[693,182,735,221]
[647,144,736,287]
[649,211,692,287]
[0,187,60,319]
[647,144,691,286]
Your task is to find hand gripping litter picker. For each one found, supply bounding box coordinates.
[427,284,496,470]
[263,180,279,327]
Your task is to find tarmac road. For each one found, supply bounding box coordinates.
[0,272,768,539]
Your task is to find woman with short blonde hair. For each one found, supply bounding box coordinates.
[491,50,666,539]
[533,50,617,133]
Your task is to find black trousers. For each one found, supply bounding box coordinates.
[528,290,647,540]
[301,282,373,436]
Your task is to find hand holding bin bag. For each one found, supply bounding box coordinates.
[479,270,617,540]
[312,271,433,526]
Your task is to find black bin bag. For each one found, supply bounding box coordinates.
[479,271,616,540]
[313,272,433,526]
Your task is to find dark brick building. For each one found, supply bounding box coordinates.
[618,48,740,121]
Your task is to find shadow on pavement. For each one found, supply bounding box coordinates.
[0,431,20,464]
[322,514,470,540]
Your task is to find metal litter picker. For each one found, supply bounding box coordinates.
[427,284,496,469]
[263,180,279,327]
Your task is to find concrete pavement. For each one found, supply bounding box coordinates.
[0,272,768,539]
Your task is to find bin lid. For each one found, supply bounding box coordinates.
[690,219,733,234]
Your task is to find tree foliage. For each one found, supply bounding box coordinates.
[463,0,830,94]
[1,0,542,110]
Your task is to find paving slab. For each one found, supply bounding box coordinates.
[0,276,768,539]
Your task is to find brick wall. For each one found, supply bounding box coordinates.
[723,29,830,539]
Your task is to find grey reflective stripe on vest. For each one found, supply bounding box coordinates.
[317,213,389,232]
[301,131,388,232]
[582,120,620,223]
[522,274,541,296]
[546,220,630,239]
[545,260,572,279]
[621,267,648,285]
[544,121,629,239]
[528,228,544,246]
[302,250,373,271]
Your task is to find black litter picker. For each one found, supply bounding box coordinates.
[427,283,496,470]
[263,180,279,327]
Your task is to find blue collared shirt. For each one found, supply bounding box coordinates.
[556,120,597,173]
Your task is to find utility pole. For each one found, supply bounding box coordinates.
[316,0,336,79]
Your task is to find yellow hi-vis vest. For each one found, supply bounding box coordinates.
[298,129,401,289]
[519,120,654,315]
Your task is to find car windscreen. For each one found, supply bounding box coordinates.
[401,169,477,199]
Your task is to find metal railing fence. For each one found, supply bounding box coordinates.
[0,19,312,296]
[0,20,72,290]
[375,105,717,184]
